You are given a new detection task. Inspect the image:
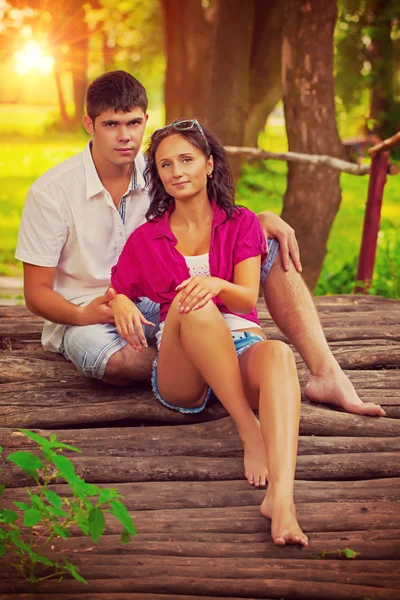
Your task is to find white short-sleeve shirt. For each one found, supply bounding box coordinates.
[15,142,149,352]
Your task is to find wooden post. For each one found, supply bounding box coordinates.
[355,151,389,293]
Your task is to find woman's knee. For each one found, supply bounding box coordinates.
[256,339,296,368]
[181,300,220,324]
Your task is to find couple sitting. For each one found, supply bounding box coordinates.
[17,71,384,547]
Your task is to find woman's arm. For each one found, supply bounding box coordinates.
[175,255,261,314]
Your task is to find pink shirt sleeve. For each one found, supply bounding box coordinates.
[233,209,267,267]
[111,234,144,301]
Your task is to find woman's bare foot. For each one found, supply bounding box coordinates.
[305,363,385,417]
[260,486,308,546]
[240,427,268,487]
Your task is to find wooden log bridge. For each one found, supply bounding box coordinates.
[1,295,400,599]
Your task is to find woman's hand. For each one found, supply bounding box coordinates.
[175,276,224,313]
[256,211,302,272]
[109,294,155,351]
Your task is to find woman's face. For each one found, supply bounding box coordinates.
[155,133,213,201]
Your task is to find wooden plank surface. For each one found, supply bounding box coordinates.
[0,295,399,599]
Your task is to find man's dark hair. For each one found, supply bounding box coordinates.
[86,70,148,123]
[144,121,237,221]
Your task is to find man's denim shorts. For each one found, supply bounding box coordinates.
[59,239,279,379]
[151,331,265,414]
[59,297,160,379]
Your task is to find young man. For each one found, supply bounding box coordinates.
[16,71,384,417]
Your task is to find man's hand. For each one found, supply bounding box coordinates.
[175,276,223,313]
[109,293,155,350]
[256,211,302,273]
[79,287,116,326]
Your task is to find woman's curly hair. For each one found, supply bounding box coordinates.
[144,121,237,221]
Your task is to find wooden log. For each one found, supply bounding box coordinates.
[3,573,400,599]
[4,555,398,582]
[2,450,400,487]
[2,565,399,591]
[3,479,400,510]
[2,425,400,457]
[2,385,400,434]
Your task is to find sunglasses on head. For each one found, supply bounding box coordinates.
[154,119,209,149]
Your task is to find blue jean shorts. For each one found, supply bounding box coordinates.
[151,331,265,414]
[59,297,160,379]
[59,240,278,380]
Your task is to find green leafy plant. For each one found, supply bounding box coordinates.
[0,429,136,592]
[313,547,361,560]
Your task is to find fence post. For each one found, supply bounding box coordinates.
[354,151,389,293]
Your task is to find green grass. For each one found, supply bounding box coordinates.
[0,109,399,296]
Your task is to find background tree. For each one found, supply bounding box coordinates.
[161,0,214,123]
[335,0,400,139]
[206,0,283,179]
[281,0,344,289]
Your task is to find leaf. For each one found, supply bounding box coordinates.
[8,530,31,552]
[88,507,105,543]
[31,552,54,566]
[43,489,63,510]
[0,543,7,557]
[19,429,51,448]
[13,501,30,511]
[0,484,5,496]
[0,509,19,524]
[341,547,360,559]
[76,521,90,536]
[110,500,136,535]
[53,525,71,539]
[62,560,88,584]
[23,509,42,527]
[50,454,77,481]
[46,505,68,518]
[121,530,131,544]
[28,494,46,511]
[7,451,43,471]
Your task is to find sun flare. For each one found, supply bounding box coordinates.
[14,41,55,76]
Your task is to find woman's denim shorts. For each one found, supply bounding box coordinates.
[151,331,265,414]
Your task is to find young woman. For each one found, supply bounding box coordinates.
[110,119,308,547]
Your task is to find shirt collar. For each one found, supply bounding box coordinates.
[151,198,228,241]
[83,142,144,199]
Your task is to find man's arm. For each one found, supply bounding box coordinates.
[23,263,115,326]
[256,211,302,273]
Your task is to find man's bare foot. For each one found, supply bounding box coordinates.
[260,487,308,546]
[304,363,385,417]
[241,427,268,487]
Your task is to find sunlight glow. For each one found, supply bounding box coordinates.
[14,41,55,76]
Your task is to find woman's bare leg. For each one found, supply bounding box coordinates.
[239,340,308,546]
[157,297,267,486]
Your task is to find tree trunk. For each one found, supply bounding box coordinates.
[244,0,283,147]
[162,0,213,124]
[54,64,69,128]
[281,0,344,290]
[367,0,399,139]
[70,3,89,127]
[207,0,255,180]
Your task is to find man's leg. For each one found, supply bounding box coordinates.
[261,242,385,417]
[61,297,160,386]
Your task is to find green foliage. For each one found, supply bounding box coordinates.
[314,547,361,559]
[0,430,136,592]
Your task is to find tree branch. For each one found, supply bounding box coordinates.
[224,146,371,175]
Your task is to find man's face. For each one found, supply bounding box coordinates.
[84,107,148,169]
